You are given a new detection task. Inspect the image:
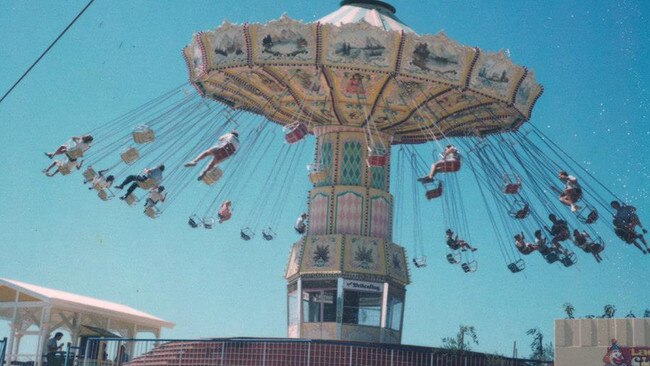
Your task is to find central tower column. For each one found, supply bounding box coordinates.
[285,126,410,344]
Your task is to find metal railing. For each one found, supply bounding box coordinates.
[66,338,552,366]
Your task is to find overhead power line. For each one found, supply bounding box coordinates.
[0,0,96,105]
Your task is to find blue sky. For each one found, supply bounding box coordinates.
[1,0,648,357]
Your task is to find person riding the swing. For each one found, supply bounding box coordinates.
[184,130,239,181]
[294,213,308,234]
[418,145,460,183]
[572,229,604,262]
[556,171,582,212]
[43,157,83,177]
[514,233,537,255]
[610,201,648,253]
[545,214,570,255]
[218,200,232,223]
[115,164,165,200]
[445,229,477,252]
[45,134,94,159]
[513,202,530,219]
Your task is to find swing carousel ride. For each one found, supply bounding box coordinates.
[44,0,647,283]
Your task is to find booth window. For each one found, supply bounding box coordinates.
[386,293,403,331]
[302,280,337,323]
[342,291,381,327]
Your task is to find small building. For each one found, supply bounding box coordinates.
[0,278,174,366]
[554,318,650,366]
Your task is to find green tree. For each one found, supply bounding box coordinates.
[526,328,554,361]
[562,303,575,319]
[442,325,479,352]
[600,305,616,318]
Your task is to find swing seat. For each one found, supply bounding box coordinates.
[284,123,308,144]
[202,217,215,229]
[561,252,577,267]
[65,147,85,160]
[503,182,521,195]
[188,215,199,228]
[589,237,605,254]
[97,189,113,201]
[425,182,443,200]
[508,201,529,219]
[124,194,139,206]
[262,227,276,241]
[446,253,459,264]
[544,251,560,264]
[578,207,599,224]
[58,164,73,176]
[412,256,427,268]
[507,260,525,273]
[82,167,97,183]
[437,159,461,173]
[144,206,161,219]
[366,148,388,167]
[212,143,237,161]
[137,178,156,190]
[461,261,477,273]
[307,164,329,184]
[201,167,223,186]
[120,147,140,165]
[240,228,254,241]
[133,125,155,144]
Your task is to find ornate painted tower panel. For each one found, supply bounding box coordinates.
[285,126,409,344]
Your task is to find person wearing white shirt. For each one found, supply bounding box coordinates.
[45,135,93,159]
[115,164,165,200]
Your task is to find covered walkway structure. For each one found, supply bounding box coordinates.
[0,278,173,366]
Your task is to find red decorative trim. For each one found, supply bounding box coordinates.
[315,22,323,67]
[195,33,209,77]
[321,66,344,125]
[511,67,528,105]
[181,49,206,97]
[464,47,481,89]
[243,23,253,68]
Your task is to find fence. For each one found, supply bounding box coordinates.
[61,338,552,366]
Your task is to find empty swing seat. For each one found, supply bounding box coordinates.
[461,261,477,273]
[202,218,215,229]
[507,260,525,273]
[425,182,443,200]
[144,206,161,219]
[120,147,139,165]
[132,125,155,144]
[446,253,459,264]
[437,159,461,173]
[284,123,308,144]
[262,227,276,241]
[503,182,521,194]
[412,256,427,268]
[578,207,599,224]
[201,167,223,186]
[544,252,560,264]
[561,252,577,267]
[241,228,254,241]
[307,164,329,184]
[188,215,199,228]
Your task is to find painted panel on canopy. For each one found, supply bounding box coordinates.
[334,190,364,235]
[183,40,206,80]
[202,78,265,111]
[327,69,389,126]
[202,22,247,69]
[400,32,476,86]
[309,191,330,235]
[285,238,304,279]
[514,70,543,120]
[300,235,343,274]
[369,195,391,239]
[343,235,386,276]
[468,50,525,102]
[321,21,400,70]
[385,242,409,285]
[249,16,316,65]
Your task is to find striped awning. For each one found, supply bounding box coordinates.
[317,1,416,34]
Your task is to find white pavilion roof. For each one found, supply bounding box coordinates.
[317,1,416,34]
[0,278,174,329]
